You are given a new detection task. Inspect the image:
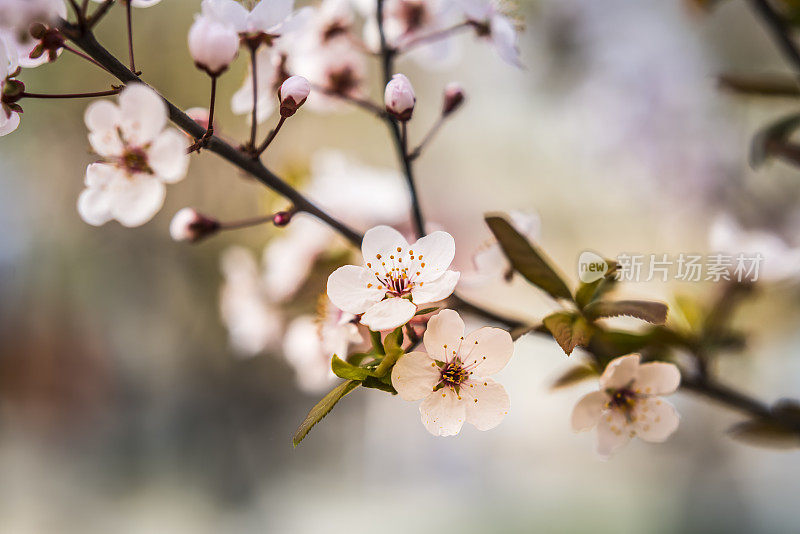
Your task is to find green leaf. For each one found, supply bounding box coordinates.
[750,112,800,168]
[485,215,573,301]
[414,307,439,316]
[542,312,593,355]
[331,355,372,381]
[583,300,668,325]
[550,364,599,390]
[362,375,397,394]
[293,380,360,447]
[728,418,800,449]
[369,330,385,355]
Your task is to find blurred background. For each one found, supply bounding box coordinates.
[2,0,800,532]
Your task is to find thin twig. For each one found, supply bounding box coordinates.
[409,116,445,160]
[254,116,286,157]
[248,46,259,151]
[21,88,121,99]
[124,0,137,74]
[62,43,112,72]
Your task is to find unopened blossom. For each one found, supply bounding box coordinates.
[391,309,514,436]
[220,246,282,356]
[282,299,364,393]
[327,225,460,331]
[188,14,240,75]
[385,73,415,121]
[572,354,681,457]
[0,0,65,68]
[442,82,465,115]
[0,35,21,137]
[169,207,220,243]
[458,0,522,68]
[78,84,190,227]
[278,75,310,117]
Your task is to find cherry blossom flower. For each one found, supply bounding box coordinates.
[384,73,415,121]
[391,309,513,436]
[220,246,283,357]
[0,0,65,68]
[188,13,240,75]
[78,84,190,227]
[201,0,305,39]
[292,39,366,112]
[278,75,310,117]
[169,207,220,242]
[572,354,681,458]
[327,225,460,331]
[458,0,522,67]
[282,299,364,393]
[0,35,21,137]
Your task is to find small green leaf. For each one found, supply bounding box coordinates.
[362,375,397,393]
[331,355,372,381]
[550,364,599,390]
[414,307,439,316]
[750,112,800,168]
[373,327,405,377]
[728,419,800,449]
[369,330,385,355]
[575,265,618,309]
[583,300,668,325]
[293,380,360,447]
[485,215,573,301]
[542,312,593,355]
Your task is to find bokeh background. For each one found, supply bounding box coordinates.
[2,0,800,532]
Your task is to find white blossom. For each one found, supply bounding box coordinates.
[291,39,366,112]
[201,0,301,37]
[0,0,65,68]
[327,225,460,331]
[572,354,681,458]
[458,0,522,68]
[220,246,283,356]
[188,13,240,75]
[278,74,310,117]
[0,35,21,137]
[384,73,415,121]
[169,207,220,242]
[78,84,189,227]
[391,309,513,436]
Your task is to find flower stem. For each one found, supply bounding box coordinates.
[218,213,276,231]
[254,116,286,158]
[21,88,121,99]
[248,46,259,151]
[62,43,111,72]
[124,0,137,73]
[189,75,217,152]
[409,116,445,160]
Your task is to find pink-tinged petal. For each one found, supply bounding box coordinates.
[84,99,120,133]
[571,390,607,432]
[360,297,416,331]
[461,325,514,376]
[77,187,114,226]
[596,409,632,457]
[148,129,190,183]
[419,387,466,436]
[411,269,459,305]
[361,225,409,267]
[633,398,680,442]
[130,0,162,6]
[248,0,294,32]
[202,0,249,30]
[391,351,440,401]
[0,111,20,136]
[109,176,166,227]
[118,84,167,146]
[410,230,455,282]
[634,362,681,396]
[599,354,640,390]
[423,309,465,362]
[490,15,523,68]
[85,162,122,187]
[326,265,384,315]
[464,378,509,431]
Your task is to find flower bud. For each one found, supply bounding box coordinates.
[442,82,465,116]
[186,107,212,131]
[272,210,294,226]
[278,75,311,118]
[384,73,415,121]
[188,15,240,76]
[169,207,220,243]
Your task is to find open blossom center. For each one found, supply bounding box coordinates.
[327,66,360,95]
[607,386,638,414]
[119,147,152,175]
[366,249,427,298]
[399,2,428,33]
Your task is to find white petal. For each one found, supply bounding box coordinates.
[85,162,122,187]
[633,398,680,442]
[633,362,681,396]
[248,0,294,32]
[361,225,409,266]
[84,99,120,133]
[147,129,190,183]
[422,309,465,362]
[109,176,166,227]
[360,297,416,331]
[131,0,163,6]
[118,84,167,146]
[203,0,248,30]
[461,325,514,376]
[391,351,440,401]
[410,230,455,282]
[464,378,509,431]
[326,265,384,315]
[571,390,607,432]
[0,111,20,136]
[77,187,114,226]
[596,409,632,457]
[599,354,640,390]
[419,388,466,436]
[490,15,523,68]
[410,269,459,304]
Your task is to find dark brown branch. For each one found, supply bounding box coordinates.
[718,73,800,97]
[748,0,800,78]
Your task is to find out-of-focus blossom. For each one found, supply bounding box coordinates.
[169,207,220,243]
[0,35,22,136]
[92,0,161,7]
[709,215,800,282]
[201,0,305,39]
[188,14,240,75]
[262,150,410,301]
[278,75,310,117]
[384,73,415,121]
[458,0,522,67]
[572,354,681,458]
[442,82,465,115]
[220,246,283,357]
[392,309,513,436]
[231,47,289,123]
[292,40,365,112]
[327,225,460,331]
[282,299,363,393]
[78,84,189,227]
[463,210,540,285]
[0,0,65,68]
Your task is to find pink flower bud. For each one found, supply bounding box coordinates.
[169,208,220,243]
[278,75,311,118]
[442,82,465,115]
[384,73,415,121]
[272,210,293,226]
[188,15,240,76]
[186,107,212,131]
